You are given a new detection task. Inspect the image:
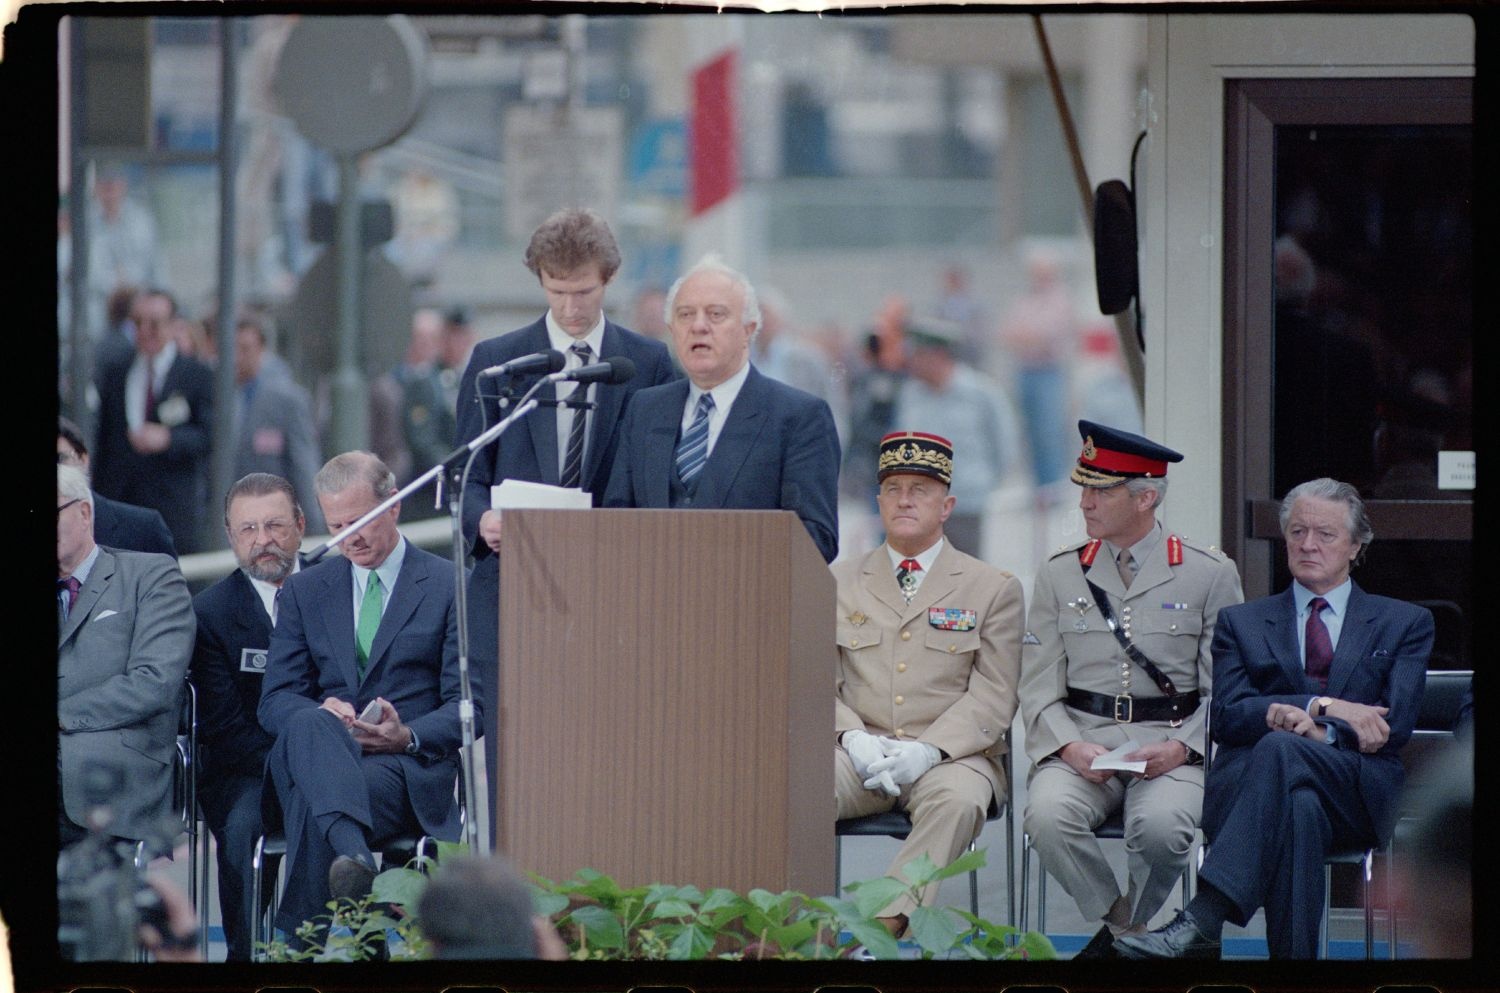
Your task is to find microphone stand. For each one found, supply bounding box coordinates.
[304,391,541,857]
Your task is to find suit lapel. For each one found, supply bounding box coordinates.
[1084,555,1128,603]
[1261,589,1307,689]
[645,381,689,506]
[364,543,424,684]
[695,367,767,508]
[583,322,629,491]
[1325,583,1373,699]
[521,323,561,485]
[321,558,361,691]
[1122,539,1173,601]
[59,548,116,648]
[862,546,907,619]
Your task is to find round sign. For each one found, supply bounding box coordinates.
[273,15,429,155]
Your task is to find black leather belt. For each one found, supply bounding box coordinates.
[1067,687,1200,724]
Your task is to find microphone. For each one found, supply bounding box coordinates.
[547,356,638,386]
[478,350,565,378]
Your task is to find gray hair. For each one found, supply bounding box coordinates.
[314,451,396,501]
[1279,477,1374,563]
[664,254,762,332]
[1125,476,1168,510]
[58,463,94,506]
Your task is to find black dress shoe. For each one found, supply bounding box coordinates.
[1073,924,1120,960]
[328,854,377,903]
[1113,909,1221,960]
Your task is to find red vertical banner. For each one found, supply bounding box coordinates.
[689,49,739,217]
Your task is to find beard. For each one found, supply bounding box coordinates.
[243,543,297,584]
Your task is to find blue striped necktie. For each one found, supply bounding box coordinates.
[674,392,715,486]
[560,342,592,488]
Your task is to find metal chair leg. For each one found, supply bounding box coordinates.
[1362,849,1374,960]
[1321,863,1333,959]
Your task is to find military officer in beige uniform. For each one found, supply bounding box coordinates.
[835,430,1024,937]
[1020,421,1242,958]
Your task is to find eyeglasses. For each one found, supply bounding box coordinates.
[57,498,82,517]
[232,519,293,541]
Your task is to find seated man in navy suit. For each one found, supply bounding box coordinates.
[1116,477,1433,960]
[58,415,176,557]
[453,209,676,833]
[192,472,307,960]
[604,255,839,563]
[258,452,469,940]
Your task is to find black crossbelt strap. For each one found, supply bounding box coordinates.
[1083,575,1180,699]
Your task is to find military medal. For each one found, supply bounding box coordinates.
[899,571,919,597]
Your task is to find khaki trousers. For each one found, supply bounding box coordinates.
[1023,759,1202,925]
[835,748,996,918]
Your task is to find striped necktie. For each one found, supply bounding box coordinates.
[560,343,592,488]
[674,392,715,487]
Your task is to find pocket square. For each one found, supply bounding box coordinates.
[95,609,119,620]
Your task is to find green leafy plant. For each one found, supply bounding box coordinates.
[258,842,1055,962]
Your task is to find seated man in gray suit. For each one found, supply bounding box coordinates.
[57,463,193,848]
[258,452,469,942]
[604,255,840,562]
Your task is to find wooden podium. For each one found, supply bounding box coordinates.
[495,508,835,896]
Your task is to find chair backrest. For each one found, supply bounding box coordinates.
[1415,669,1472,733]
[172,680,197,832]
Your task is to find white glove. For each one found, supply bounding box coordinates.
[866,738,942,787]
[841,729,886,779]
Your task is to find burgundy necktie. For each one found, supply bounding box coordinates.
[58,576,81,623]
[1305,596,1333,688]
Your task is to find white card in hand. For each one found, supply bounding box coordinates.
[1090,740,1148,774]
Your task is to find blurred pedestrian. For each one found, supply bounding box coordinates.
[998,248,1077,487]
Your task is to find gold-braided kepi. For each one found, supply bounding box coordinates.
[878,431,953,486]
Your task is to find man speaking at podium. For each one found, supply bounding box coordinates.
[604,256,840,563]
[452,209,676,828]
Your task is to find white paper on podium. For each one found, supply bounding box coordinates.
[1090,740,1148,774]
[492,479,593,511]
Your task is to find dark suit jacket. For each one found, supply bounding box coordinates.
[1205,582,1433,844]
[191,568,280,780]
[453,316,677,557]
[257,541,469,837]
[92,350,215,552]
[603,365,840,563]
[58,547,194,841]
[91,491,176,557]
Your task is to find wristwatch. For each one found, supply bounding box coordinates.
[1311,696,1334,718]
[404,727,421,755]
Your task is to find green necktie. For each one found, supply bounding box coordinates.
[356,572,383,679]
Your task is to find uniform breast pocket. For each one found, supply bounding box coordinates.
[837,625,882,687]
[924,628,980,660]
[1131,607,1204,641]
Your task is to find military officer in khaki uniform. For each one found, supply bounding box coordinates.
[835,431,1024,936]
[1020,421,1242,958]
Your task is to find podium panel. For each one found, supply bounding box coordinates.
[497,508,834,896]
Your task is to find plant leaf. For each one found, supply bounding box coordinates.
[846,877,910,919]
[567,904,625,950]
[698,887,742,915]
[841,918,900,959]
[1016,929,1058,960]
[434,839,467,864]
[927,846,987,882]
[667,923,715,960]
[906,905,960,956]
[530,888,570,918]
[650,899,696,919]
[371,867,426,908]
[894,851,940,886]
